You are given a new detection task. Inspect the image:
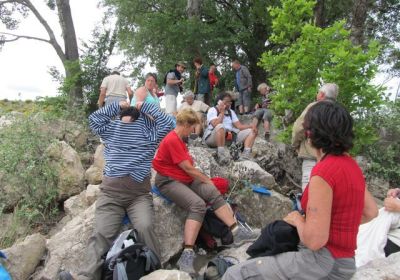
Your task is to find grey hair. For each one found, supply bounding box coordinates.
[257,83,269,92]
[319,83,339,100]
[184,90,195,99]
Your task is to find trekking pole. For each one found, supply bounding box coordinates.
[226,178,240,203]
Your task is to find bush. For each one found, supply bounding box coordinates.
[0,115,59,247]
[363,102,400,186]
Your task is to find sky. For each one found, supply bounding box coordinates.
[0,1,399,101]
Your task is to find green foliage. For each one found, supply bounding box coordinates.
[363,102,400,185]
[104,0,280,87]
[260,0,384,153]
[0,116,59,246]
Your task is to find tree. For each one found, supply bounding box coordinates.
[103,0,280,92]
[0,0,82,102]
[260,0,384,153]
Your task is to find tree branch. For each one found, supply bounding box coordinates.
[20,0,66,62]
[0,31,50,43]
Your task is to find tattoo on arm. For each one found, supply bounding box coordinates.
[308,206,318,212]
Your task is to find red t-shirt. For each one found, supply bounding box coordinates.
[209,72,218,91]
[152,130,194,184]
[301,154,365,258]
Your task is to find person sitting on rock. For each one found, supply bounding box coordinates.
[178,90,209,139]
[203,92,258,164]
[222,101,378,280]
[152,108,258,276]
[59,100,174,280]
[252,83,273,141]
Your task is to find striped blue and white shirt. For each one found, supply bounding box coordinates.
[89,102,175,182]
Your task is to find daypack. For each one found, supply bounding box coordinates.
[204,256,238,280]
[0,251,11,280]
[102,229,161,280]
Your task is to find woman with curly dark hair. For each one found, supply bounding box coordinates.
[223,101,378,280]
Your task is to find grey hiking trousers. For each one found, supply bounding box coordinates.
[222,246,356,280]
[77,176,160,280]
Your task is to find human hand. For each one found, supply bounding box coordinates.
[254,103,260,110]
[119,100,130,109]
[387,188,400,198]
[217,100,226,112]
[135,101,144,111]
[179,78,185,83]
[384,197,400,212]
[283,211,305,227]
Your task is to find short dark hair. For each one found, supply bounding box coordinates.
[120,107,140,122]
[216,92,232,103]
[193,57,203,65]
[111,70,120,75]
[303,101,354,155]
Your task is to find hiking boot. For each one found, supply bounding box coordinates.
[238,150,254,161]
[264,132,270,141]
[177,249,196,275]
[217,149,231,165]
[58,271,75,280]
[232,225,259,247]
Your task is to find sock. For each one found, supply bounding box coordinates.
[217,146,225,153]
[184,245,194,251]
[230,222,239,234]
[244,147,251,153]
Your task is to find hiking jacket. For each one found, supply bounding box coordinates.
[292,102,318,160]
[246,220,299,258]
[196,65,211,95]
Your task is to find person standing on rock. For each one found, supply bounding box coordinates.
[97,69,133,107]
[59,100,174,280]
[252,83,273,141]
[193,57,211,105]
[131,72,160,106]
[223,101,378,280]
[164,61,186,115]
[232,59,252,115]
[292,83,339,191]
[152,109,258,276]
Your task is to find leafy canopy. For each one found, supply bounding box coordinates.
[260,0,384,153]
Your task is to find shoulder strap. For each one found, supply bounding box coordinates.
[115,262,129,280]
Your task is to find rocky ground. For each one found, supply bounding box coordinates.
[0,114,398,279]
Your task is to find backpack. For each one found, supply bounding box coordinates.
[102,229,161,280]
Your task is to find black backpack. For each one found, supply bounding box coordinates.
[102,229,161,280]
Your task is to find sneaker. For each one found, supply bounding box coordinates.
[177,249,196,275]
[264,132,270,141]
[58,271,75,280]
[232,225,259,247]
[238,150,254,161]
[217,149,231,165]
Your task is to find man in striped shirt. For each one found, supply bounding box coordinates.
[72,100,174,279]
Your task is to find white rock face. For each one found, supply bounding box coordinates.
[85,144,105,185]
[140,269,192,280]
[3,233,46,280]
[351,252,400,279]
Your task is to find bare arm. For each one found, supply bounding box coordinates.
[167,78,184,85]
[233,121,252,131]
[210,104,225,127]
[126,86,133,99]
[178,160,213,185]
[284,176,332,251]
[98,87,107,107]
[134,86,147,103]
[361,189,378,223]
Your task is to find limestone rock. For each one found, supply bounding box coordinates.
[189,146,222,177]
[366,177,391,201]
[45,141,85,200]
[219,242,252,262]
[34,204,96,280]
[232,160,276,188]
[85,144,105,185]
[64,191,87,218]
[153,196,186,264]
[352,252,400,279]
[140,269,192,280]
[85,184,100,206]
[3,233,46,280]
[233,191,293,229]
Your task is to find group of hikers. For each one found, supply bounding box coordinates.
[57,58,400,280]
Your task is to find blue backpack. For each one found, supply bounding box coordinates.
[0,251,11,280]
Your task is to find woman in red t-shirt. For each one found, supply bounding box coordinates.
[153,109,257,276]
[223,101,378,280]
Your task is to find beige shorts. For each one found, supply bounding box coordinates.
[204,123,252,147]
[165,94,177,114]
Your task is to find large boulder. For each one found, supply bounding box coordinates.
[233,191,293,229]
[231,160,276,188]
[85,144,105,185]
[153,196,187,264]
[352,252,400,279]
[34,204,96,280]
[45,141,85,200]
[366,176,391,201]
[3,233,46,280]
[189,146,224,177]
[140,269,191,280]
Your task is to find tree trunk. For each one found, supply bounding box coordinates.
[186,0,201,18]
[314,0,325,27]
[56,0,83,101]
[350,0,368,45]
